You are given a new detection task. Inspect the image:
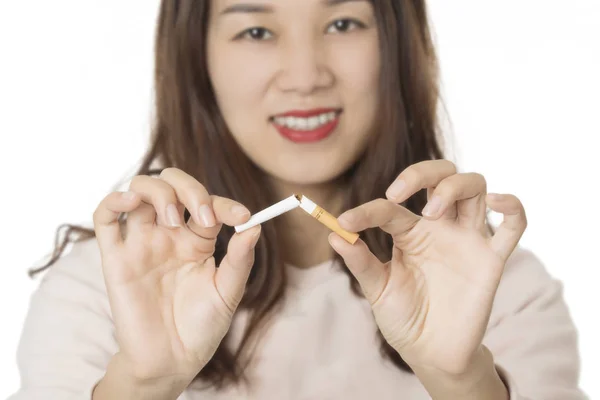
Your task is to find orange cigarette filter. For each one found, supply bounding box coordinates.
[296,194,359,244]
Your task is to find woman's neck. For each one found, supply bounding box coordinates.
[269,178,345,269]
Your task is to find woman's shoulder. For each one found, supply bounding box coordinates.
[35,237,107,297]
[490,245,568,323]
[501,246,556,286]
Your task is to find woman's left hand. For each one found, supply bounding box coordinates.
[330,160,527,377]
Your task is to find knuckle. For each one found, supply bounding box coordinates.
[161,169,207,198]
[509,194,523,208]
[475,173,488,191]
[512,194,523,205]
[515,197,528,226]
[192,237,217,255]
[129,174,148,189]
[177,185,209,210]
[211,196,231,211]
[92,194,111,223]
[504,194,528,230]
[433,179,455,197]
[440,159,457,173]
[159,167,179,179]
[92,208,102,225]
[400,168,420,187]
[375,198,390,208]
[418,159,456,173]
[130,174,176,202]
[188,181,209,198]
[177,183,196,198]
[158,185,177,201]
[471,172,486,184]
[461,172,487,192]
[189,176,208,195]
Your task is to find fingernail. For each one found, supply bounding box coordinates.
[422,196,442,217]
[386,180,406,199]
[328,233,340,250]
[198,204,216,228]
[166,204,182,227]
[232,205,250,217]
[328,233,336,244]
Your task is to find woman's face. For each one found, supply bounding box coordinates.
[207,0,380,185]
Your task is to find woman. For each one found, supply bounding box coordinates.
[11,0,586,399]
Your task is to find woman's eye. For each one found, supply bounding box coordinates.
[236,27,273,41]
[326,18,365,34]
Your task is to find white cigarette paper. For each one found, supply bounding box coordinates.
[234,194,300,233]
[298,195,317,214]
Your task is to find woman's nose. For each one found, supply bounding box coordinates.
[275,37,334,95]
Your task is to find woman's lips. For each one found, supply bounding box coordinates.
[271,108,341,143]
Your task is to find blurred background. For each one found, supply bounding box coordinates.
[0,0,598,398]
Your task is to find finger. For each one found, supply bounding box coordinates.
[486,193,527,261]
[93,191,141,253]
[338,199,419,239]
[423,173,487,229]
[128,175,183,228]
[158,168,216,228]
[126,198,157,228]
[158,169,251,241]
[385,159,457,203]
[214,226,261,313]
[184,196,252,241]
[211,196,252,227]
[328,233,389,305]
[123,202,157,239]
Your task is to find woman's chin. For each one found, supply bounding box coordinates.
[262,164,352,188]
[248,149,361,189]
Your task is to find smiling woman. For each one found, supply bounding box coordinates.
[8,1,588,400]
[208,0,381,184]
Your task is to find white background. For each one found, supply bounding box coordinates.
[0,1,598,398]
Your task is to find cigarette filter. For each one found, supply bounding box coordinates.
[297,195,359,244]
[234,194,300,233]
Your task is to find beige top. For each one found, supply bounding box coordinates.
[9,239,588,399]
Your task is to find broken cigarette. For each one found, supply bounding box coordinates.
[296,195,359,244]
[234,194,300,233]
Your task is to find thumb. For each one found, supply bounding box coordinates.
[485,193,527,262]
[215,225,261,312]
[328,233,389,305]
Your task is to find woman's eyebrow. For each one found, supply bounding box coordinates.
[220,0,367,16]
[323,0,367,6]
[219,3,274,16]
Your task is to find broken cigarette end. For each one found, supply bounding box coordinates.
[297,195,359,245]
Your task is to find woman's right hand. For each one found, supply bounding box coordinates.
[92,167,260,386]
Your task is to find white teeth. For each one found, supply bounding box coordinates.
[273,111,338,131]
[308,116,319,129]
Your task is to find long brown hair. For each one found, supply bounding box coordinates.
[31,0,451,390]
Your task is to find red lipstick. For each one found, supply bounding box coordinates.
[272,108,341,144]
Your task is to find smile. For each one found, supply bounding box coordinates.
[271,108,342,143]
[273,111,337,130]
